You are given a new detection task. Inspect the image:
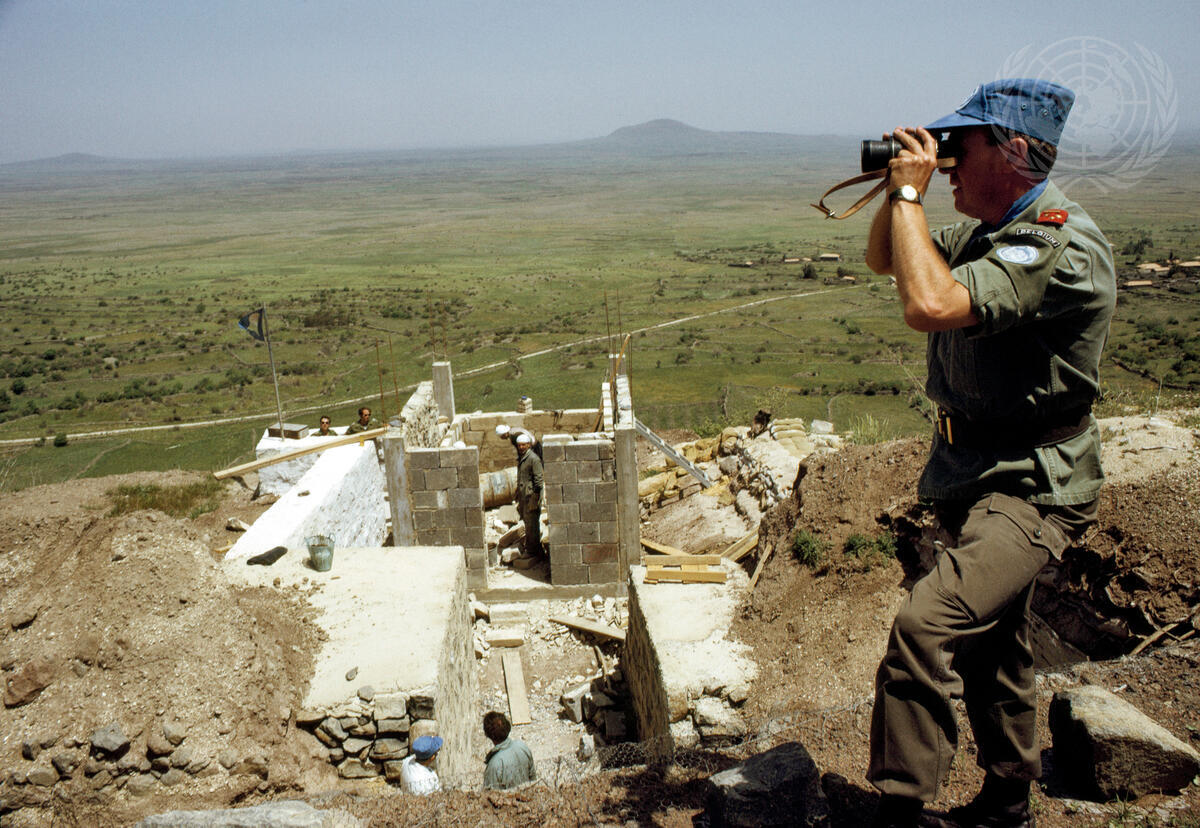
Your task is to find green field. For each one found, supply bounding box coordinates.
[1,136,1198,491]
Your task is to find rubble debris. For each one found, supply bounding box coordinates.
[549,614,625,642]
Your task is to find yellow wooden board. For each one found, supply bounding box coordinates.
[644,567,727,584]
[642,554,721,566]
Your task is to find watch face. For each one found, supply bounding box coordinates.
[901,185,918,201]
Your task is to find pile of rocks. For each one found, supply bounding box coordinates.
[559,667,632,748]
[297,688,439,782]
[7,719,227,798]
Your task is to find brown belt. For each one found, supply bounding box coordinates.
[936,407,1092,449]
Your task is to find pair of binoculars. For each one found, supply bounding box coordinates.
[860,136,959,173]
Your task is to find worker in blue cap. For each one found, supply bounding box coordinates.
[400,734,443,795]
[863,79,1116,828]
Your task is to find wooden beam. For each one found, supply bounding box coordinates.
[644,554,722,566]
[748,543,774,592]
[548,614,626,643]
[721,531,759,562]
[212,427,388,479]
[640,537,683,556]
[645,567,727,584]
[500,649,531,725]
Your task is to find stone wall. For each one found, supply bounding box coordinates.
[406,446,487,591]
[542,435,619,586]
[400,381,442,448]
[227,443,386,561]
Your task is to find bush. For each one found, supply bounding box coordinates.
[843,531,897,572]
[52,433,68,447]
[791,530,830,570]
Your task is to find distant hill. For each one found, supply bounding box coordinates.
[1,119,853,174]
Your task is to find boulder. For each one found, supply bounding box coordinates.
[337,758,377,779]
[693,697,747,746]
[704,741,829,827]
[162,720,188,746]
[4,656,57,707]
[373,693,409,720]
[90,722,130,756]
[1050,685,1200,798]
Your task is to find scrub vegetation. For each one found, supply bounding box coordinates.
[1,136,1198,490]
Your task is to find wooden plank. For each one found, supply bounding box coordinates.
[500,650,531,725]
[642,554,722,566]
[548,614,626,643]
[748,543,775,592]
[645,567,727,584]
[213,427,388,479]
[641,538,684,556]
[722,531,759,562]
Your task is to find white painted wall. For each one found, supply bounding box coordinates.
[254,429,350,497]
[227,441,387,561]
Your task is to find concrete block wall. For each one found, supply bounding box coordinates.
[542,435,619,585]
[406,446,487,591]
[227,443,386,561]
[457,409,600,472]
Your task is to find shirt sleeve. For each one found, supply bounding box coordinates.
[953,223,1070,337]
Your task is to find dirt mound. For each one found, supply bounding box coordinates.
[0,472,331,824]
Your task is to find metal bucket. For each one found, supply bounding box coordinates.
[305,535,334,572]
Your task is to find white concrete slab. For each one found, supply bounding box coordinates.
[227,545,464,709]
[227,442,386,561]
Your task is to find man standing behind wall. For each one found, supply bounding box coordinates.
[515,433,543,556]
[863,79,1116,827]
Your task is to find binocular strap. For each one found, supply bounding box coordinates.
[811,169,888,220]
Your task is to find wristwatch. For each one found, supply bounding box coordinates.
[889,184,923,206]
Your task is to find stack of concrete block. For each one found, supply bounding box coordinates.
[407,446,487,590]
[543,435,619,585]
[299,690,440,782]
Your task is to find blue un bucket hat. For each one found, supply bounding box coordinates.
[926,78,1074,147]
[412,735,443,760]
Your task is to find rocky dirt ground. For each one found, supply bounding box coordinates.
[0,414,1197,826]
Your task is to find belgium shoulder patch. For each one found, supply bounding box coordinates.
[1036,209,1068,226]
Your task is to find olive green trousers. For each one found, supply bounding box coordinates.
[868,492,1096,802]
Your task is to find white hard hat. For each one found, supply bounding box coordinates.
[495,424,511,437]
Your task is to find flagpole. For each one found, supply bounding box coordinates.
[261,303,286,433]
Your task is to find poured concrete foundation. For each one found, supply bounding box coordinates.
[228,545,476,786]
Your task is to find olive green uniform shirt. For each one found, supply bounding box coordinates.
[516,448,543,514]
[921,180,1116,506]
[345,417,380,434]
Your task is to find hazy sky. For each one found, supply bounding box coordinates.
[1,0,1196,163]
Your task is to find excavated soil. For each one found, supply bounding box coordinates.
[1,414,1198,826]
